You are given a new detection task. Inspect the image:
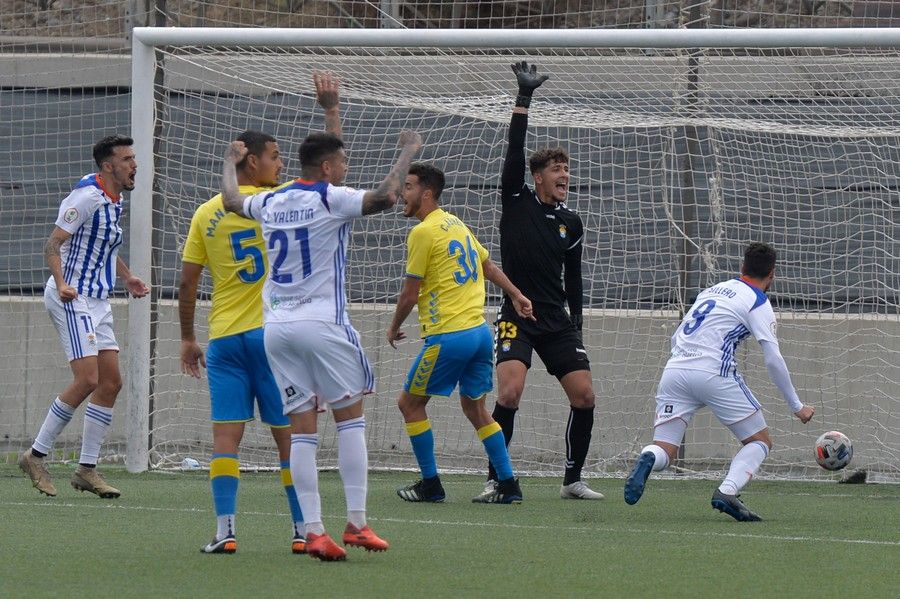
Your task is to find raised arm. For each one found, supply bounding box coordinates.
[483,258,535,321]
[361,130,423,215]
[760,339,814,423]
[502,61,549,201]
[314,70,342,139]
[221,141,250,216]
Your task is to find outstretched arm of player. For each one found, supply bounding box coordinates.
[221,141,250,216]
[44,226,77,302]
[386,275,421,348]
[564,240,584,332]
[760,339,814,423]
[501,61,549,201]
[178,261,206,378]
[314,70,342,139]
[116,256,149,298]
[361,130,423,215]
[483,258,535,321]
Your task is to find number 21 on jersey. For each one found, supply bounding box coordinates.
[269,228,312,283]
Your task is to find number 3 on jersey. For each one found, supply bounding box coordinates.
[269,228,312,283]
[683,299,716,335]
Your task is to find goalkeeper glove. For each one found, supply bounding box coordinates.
[511,61,549,108]
[570,313,584,346]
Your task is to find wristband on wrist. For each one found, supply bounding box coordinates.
[515,94,532,108]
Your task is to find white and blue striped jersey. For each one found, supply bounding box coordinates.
[665,277,779,377]
[47,174,124,300]
[243,179,366,324]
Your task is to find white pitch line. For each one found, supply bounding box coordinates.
[2,501,897,547]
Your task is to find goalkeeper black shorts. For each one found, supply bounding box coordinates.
[494,302,590,379]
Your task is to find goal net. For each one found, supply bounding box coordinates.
[7,27,898,482]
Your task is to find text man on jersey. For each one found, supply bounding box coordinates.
[19,135,149,498]
[387,163,534,504]
[475,61,603,502]
[221,128,422,561]
[624,242,815,521]
[179,72,341,555]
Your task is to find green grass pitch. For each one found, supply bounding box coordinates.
[1,465,897,598]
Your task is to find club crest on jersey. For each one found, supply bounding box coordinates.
[63,207,79,224]
[558,224,567,238]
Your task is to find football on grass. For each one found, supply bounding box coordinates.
[815,431,853,471]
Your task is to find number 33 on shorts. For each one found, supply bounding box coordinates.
[496,320,518,354]
[497,320,518,340]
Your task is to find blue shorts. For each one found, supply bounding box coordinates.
[404,323,493,399]
[206,328,287,427]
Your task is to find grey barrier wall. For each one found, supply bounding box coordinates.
[3,297,897,478]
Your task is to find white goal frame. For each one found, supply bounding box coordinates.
[127,26,900,473]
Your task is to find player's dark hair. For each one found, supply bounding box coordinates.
[408,163,445,201]
[236,130,277,170]
[743,242,777,278]
[529,147,569,173]
[299,132,344,175]
[92,135,134,168]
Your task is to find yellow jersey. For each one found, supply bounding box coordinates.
[182,185,272,339]
[405,208,490,337]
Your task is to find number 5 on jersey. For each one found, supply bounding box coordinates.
[229,229,266,283]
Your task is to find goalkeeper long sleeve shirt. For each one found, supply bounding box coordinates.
[499,111,584,316]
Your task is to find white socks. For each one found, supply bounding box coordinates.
[289,417,370,535]
[719,440,769,496]
[641,444,671,472]
[216,515,235,540]
[290,433,323,536]
[337,416,368,528]
[32,397,75,455]
[79,403,113,465]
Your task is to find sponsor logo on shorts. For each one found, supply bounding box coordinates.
[664,404,673,414]
[285,386,296,397]
[63,207,79,224]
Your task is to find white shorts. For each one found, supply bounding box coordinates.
[654,367,764,430]
[264,320,375,415]
[44,287,118,362]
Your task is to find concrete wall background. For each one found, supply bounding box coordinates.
[3,297,897,479]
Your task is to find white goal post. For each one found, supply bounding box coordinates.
[125,27,900,480]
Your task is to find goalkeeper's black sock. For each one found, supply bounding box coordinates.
[563,406,594,486]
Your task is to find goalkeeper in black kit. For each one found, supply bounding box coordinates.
[473,61,603,503]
